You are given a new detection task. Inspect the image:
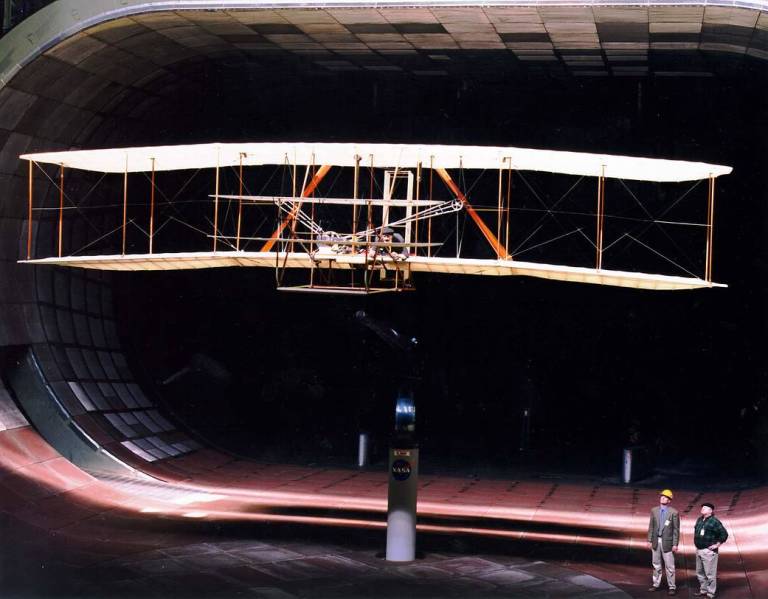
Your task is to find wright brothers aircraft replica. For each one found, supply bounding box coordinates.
[18,142,730,294]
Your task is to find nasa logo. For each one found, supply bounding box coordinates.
[392,459,411,481]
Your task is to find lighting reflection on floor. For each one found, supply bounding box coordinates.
[1,424,765,598]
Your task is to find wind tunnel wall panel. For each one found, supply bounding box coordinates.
[0,381,28,432]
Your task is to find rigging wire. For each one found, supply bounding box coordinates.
[165,215,237,250]
[463,168,487,197]
[611,179,704,270]
[139,168,202,229]
[70,220,134,256]
[625,234,701,280]
[611,179,694,272]
[512,224,544,256]
[34,163,103,234]
[40,199,706,230]
[511,172,590,262]
[465,204,707,227]
[614,178,698,272]
[514,228,585,257]
[241,163,284,251]
[515,172,584,230]
[457,209,468,258]
[576,228,597,250]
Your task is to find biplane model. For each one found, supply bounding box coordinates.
[18,142,731,294]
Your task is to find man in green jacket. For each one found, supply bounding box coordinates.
[647,489,680,595]
[694,502,728,598]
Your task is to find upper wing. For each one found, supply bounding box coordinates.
[21,142,731,182]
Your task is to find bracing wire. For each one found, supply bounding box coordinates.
[612,178,700,272]
[34,163,103,233]
[511,172,590,262]
[71,220,132,256]
[625,234,701,279]
[514,228,585,257]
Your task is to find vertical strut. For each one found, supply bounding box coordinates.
[289,156,296,255]
[595,166,606,270]
[428,156,434,257]
[364,154,374,290]
[236,153,244,251]
[58,164,64,258]
[505,160,512,258]
[367,154,374,239]
[27,160,33,260]
[310,157,316,287]
[213,152,220,252]
[122,157,128,256]
[149,157,156,254]
[353,154,360,253]
[415,161,421,255]
[292,156,297,197]
[497,161,503,259]
[705,174,716,283]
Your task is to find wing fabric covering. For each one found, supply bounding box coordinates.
[20,253,724,291]
[21,142,731,183]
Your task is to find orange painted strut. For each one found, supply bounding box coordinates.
[705,175,716,283]
[595,170,605,270]
[260,164,332,252]
[149,158,155,254]
[58,165,64,258]
[435,167,511,260]
[27,160,33,260]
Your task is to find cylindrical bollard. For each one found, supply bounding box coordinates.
[520,408,531,452]
[358,432,369,468]
[622,448,632,484]
[386,446,419,561]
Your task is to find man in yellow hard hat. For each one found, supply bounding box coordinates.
[647,489,680,595]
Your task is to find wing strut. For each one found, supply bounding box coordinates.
[149,158,156,254]
[435,167,510,260]
[596,165,606,270]
[236,153,244,250]
[121,157,128,256]
[58,164,64,257]
[705,174,716,283]
[27,160,33,260]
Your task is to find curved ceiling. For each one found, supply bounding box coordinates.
[3,2,768,87]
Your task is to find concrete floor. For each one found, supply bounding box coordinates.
[1,424,766,598]
[2,515,632,598]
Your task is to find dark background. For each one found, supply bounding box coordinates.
[90,57,768,479]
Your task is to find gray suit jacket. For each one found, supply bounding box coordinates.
[648,506,680,552]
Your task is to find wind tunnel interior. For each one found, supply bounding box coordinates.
[2,8,768,484]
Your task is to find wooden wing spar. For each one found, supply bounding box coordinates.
[19,142,731,294]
